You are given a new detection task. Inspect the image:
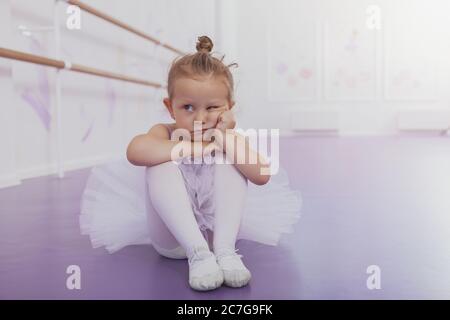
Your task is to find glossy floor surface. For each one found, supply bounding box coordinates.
[1,136,449,299]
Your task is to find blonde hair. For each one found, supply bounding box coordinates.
[167,36,238,101]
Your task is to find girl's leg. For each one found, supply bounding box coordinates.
[212,162,252,287]
[144,190,187,259]
[212,162,248,251]
[146,161,209,255]
[145,161,223,290]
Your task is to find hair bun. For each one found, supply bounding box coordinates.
[196,36,213,53]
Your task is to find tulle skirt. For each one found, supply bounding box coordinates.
[80,158,302,253]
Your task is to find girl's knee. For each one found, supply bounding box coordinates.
[146,161,181,179]
[147,161,179,171]
[216,163,248,184]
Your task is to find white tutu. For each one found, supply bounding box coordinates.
[80,158,302,253]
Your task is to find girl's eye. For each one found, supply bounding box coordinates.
[207,106,220,110]
[183,104,194,112]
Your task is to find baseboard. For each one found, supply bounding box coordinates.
[0,173,21,189]
[397,110,450,131]
[0,154,124,189]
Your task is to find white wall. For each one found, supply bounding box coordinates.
[2,0,450,188]
[0,0,216,188]
[233,0,450,134]
[0,0,19,188]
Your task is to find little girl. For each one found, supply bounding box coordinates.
[80,36,301,291]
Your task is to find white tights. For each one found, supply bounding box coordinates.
[144,159,248,259]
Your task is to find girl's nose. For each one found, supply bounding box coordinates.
[194,110,207,124]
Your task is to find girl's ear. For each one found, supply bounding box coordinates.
[229,101,236,110]
[163,98,175,120]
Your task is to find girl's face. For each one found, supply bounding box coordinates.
[163,76,235,137]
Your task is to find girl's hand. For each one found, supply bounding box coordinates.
[202,110,236,151]
[215,110,236,132]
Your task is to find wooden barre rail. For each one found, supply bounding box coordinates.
[0,47,164,88]
[67,0,185,56]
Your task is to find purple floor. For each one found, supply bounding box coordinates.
[1,136,450,299]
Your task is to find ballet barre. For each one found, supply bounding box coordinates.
[5,0,182,181]
[0,47,163,88]
[64,0,185,56]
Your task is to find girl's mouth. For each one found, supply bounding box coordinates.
[192,128,213,133]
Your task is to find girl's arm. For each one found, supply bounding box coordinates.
[217,130,271,186]
[126,124,209,167]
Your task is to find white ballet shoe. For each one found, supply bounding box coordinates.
[187,246,224,291]
[215,247,251,288]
